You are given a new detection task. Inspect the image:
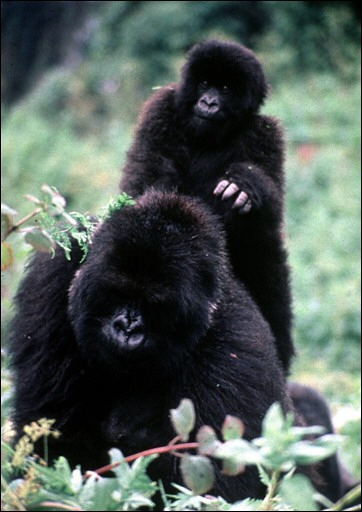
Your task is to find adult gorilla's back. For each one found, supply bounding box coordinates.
[9,192,288,501]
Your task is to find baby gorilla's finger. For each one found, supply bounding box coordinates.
[239,199,253,214]
[213,180,230,196]
[232,191,249,210]
[221,183,239,201]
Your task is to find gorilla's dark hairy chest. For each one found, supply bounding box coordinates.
[172,130,246,198]
[98,382,175,454]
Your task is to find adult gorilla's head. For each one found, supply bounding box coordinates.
[68,192,227,376]
[176,39,269,137]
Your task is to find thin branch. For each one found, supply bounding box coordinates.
[38,502,83,511]
[90,441,199,477]
[7,207,43,236]
[261,470,281,511]
[324,484,361,511]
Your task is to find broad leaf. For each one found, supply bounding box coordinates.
[180,455,215,495]
[170,399,195,441]
[221,415,245,441]
[196,426,221,455]
[214,438,262,475]
[279,474,318,511]
[24,227,55,253]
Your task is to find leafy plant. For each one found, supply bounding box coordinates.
[1,186,135,271]
[2,400,360,511]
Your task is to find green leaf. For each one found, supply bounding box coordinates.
[286,435,340,465]
[24,227,55,253]
[221,456,245,476]
[1,241,13,270]
[291,425,326,438]
[229,498,264,511]
[170,398,196,441]
[1,203,18,216]
[70,468,83,493]
[180,455,215,495]
[256,464,271,487]
[196,426,221,456]
[262,402,286,440]
[214,438,263,467]
[108,448,130,480]
[103,193,136,220]
[214,438,263,475]
[221,415,245,441]
[279,474,318,511]
[78,474,120,511]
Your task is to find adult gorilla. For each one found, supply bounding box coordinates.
[120,39,293,374]
[9,192,288,501]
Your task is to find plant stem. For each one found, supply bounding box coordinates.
[261,470,281,511]
[90,441,199,477]
[7,207,43,236]
[43,434,48,465]
[324,483,361,511]
[38,502,83,511]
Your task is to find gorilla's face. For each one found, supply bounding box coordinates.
[176,40,268,138]
[68,193,224,375]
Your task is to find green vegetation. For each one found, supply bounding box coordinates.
[3,400,358,511]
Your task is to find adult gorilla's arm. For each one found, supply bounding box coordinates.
[9,245,83,432]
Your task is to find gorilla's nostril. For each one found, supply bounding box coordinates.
[112,316,127,333]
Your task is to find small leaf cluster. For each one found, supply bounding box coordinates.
[1,186,135,270]
[169,400,357,511]
[101,193,135,220]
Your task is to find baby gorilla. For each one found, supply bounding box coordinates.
[120,39,294,374]
[9,192,289,501]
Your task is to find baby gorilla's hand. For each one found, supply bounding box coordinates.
[213,180,252,214]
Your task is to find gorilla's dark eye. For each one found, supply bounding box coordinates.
[200,80,209,90]
[222,85,230,93]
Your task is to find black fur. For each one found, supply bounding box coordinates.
[9,192,289,501]
[120,39,294,373]
[290,382,359,503]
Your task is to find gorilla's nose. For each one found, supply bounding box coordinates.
[200,94,219,113]
[111,310,145,350]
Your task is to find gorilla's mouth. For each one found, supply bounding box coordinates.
[196,113,215,121]
[193,108,223,123]
[119,332,147,352]
[101,322,149,354]
[194,108,218,121]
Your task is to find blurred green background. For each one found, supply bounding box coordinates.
[1,1,361,479]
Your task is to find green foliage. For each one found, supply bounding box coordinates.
[180,455,215,496]
[262,77,361,372]
[1,186,95,268]
[170,398,196,442]
[2,401,360,511]
[258,2,360,82]
[278,474,318,512]
[102,194,136,220]
[221,415,245,441]
[1,187,136,270]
